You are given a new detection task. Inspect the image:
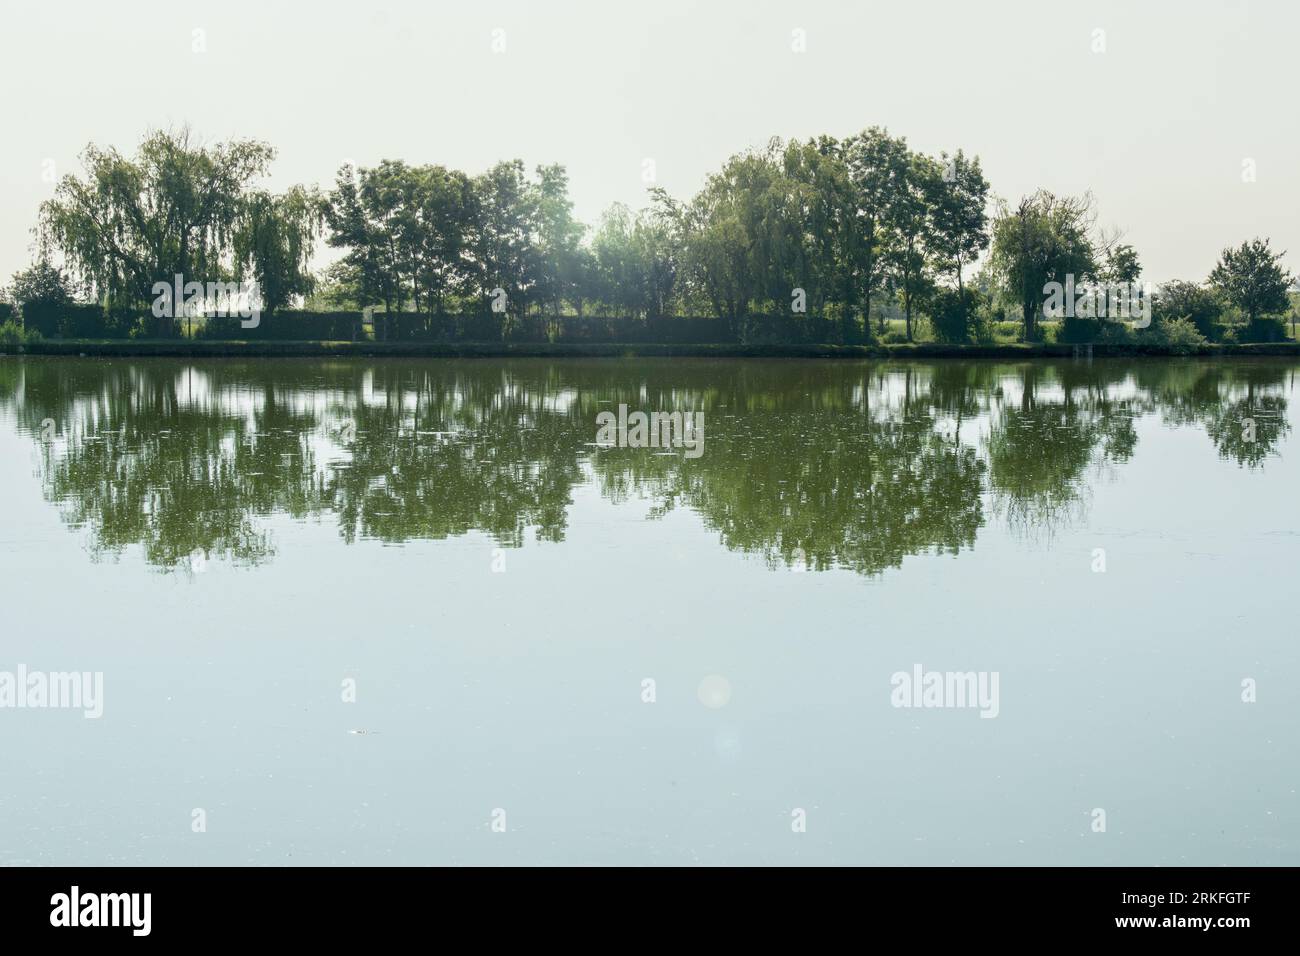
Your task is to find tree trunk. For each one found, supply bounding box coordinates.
[904,284,913,342]
[956,257,965,337]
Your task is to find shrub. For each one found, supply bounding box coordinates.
[1056,317,1104,343]
[1141,316,1208,355]
[0,320,41,345]
[1095,322,1134,345]
[1154,281,1221,340]
[988,320,1020,342]
[1237,315,1289,343]
[929,288,987,344]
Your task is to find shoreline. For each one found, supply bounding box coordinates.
[4,340,1300,359]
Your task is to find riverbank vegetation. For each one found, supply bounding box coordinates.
[4,127,1298,349]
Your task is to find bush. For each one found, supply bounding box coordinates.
[987,320,1020,342]
[1056,317,1103,343]
[0,320,41,345]
[1237,315,1289,343]
[1140,316,1208,355]
[882,329,910,344]
[1095,322,1134,345]
[930,288,987,344]
[1153,281,1221,340]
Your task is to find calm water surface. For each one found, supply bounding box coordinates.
[1,357,1296,865]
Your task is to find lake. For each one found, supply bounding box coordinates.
[1,356,1296,865]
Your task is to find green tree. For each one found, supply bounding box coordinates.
[886,150,941,341]
[659,146,780,338]
[927,150,990,338]
[412,165,478,314]
[472,160,542,327]
[1208,238,1292,337]
[780,136,861,326]
[234,186,321,315]
[7,258,75,308]
[1154,280,1221,339]
[322,164,386,315]
[843,128,910,335]
[40,128,274,311]
[989,191,1099,341]
[1104,243,1142,284]
[533,164,586,320]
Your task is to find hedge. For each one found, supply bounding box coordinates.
[198,310,361,341]
[8,304,870,345]
[20,303,174,339]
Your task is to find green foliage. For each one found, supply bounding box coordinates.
[930,287,987,343]
[38,127,318,326]
[323,158,597,337]
[8,259,75,308]
[198,310,358,341]
[1237,315,1289,343]
[653,129,990,344]
[1056,317,1106,343]
[1155,280,1222,339]
[234,186,321,315]
[19,124,1300,353]
[40,128,274,310]
[1104,244,1142,283]
[590,203,677,318]
[22,302,163,339]
[929,151,991,292]
[1208,238,1293,324]
[0,319,41,344]
[989,320,1021,343]
[989,190,1100,341]
[1142,316,1208,354]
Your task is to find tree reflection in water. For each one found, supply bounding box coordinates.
[0,358,1290,574]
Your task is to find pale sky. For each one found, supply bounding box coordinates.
[1,0,1295,285]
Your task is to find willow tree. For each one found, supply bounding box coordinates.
[989,190,1099,341]
[233,185,322,316]
[39,128,275,310]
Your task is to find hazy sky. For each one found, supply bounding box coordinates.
[2,0,1295,285]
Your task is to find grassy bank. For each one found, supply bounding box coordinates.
[5,339,1300,359]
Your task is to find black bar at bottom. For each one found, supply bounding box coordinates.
[0,867,1287,942]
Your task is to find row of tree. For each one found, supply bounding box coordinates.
[316,130,993,341]
[6,126,1296,343]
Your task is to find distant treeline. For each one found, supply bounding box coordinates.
[3,126,1297,346]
